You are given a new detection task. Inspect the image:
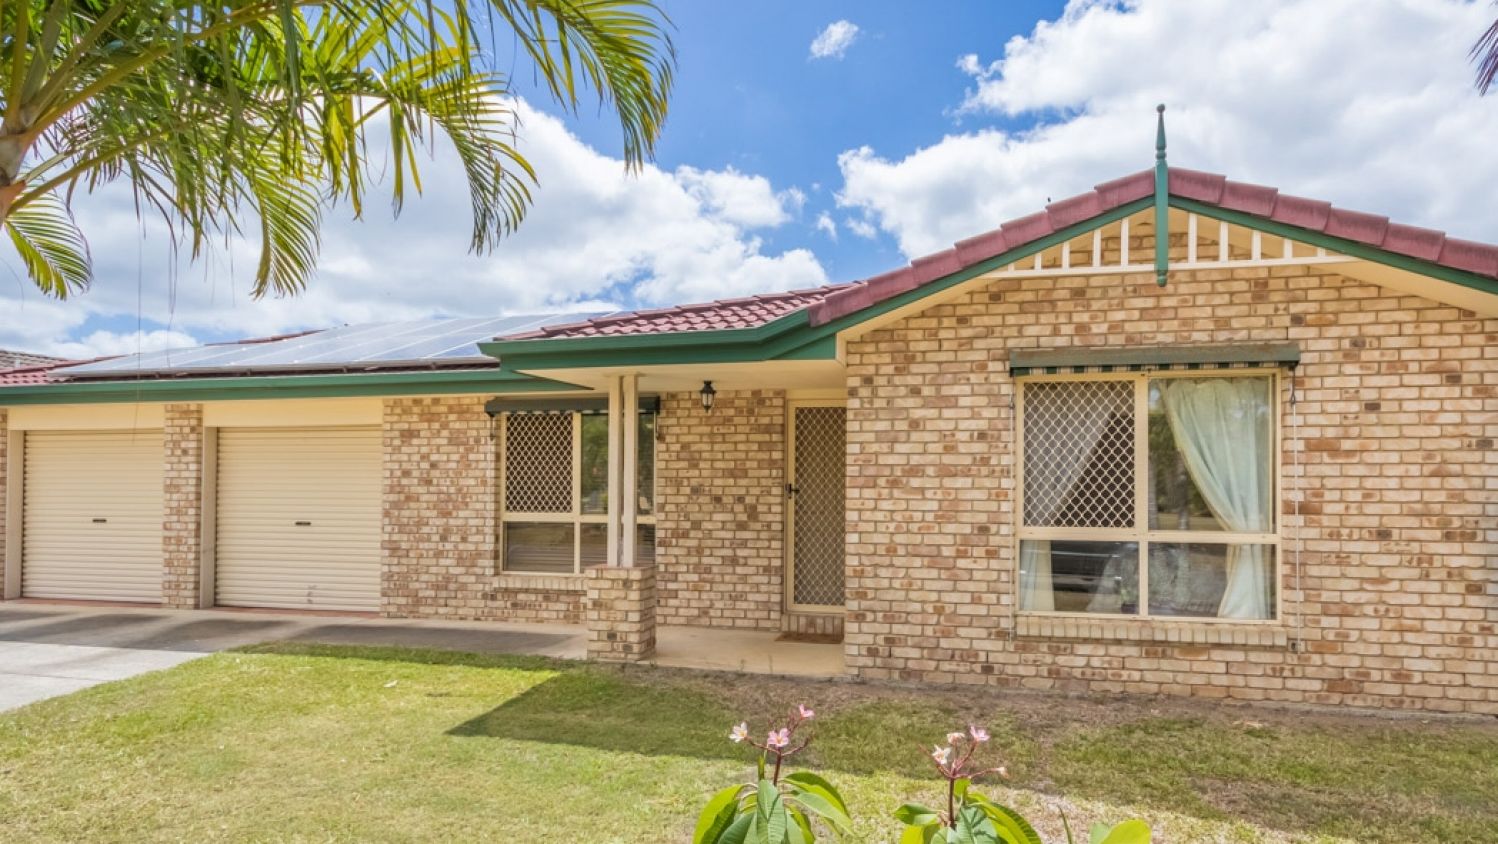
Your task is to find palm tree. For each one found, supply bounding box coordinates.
[0,1,674,298]
[1475,14,1498,94]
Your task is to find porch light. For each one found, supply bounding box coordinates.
[699,380,717,413]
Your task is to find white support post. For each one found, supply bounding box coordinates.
[605,375,622,567]
[1187,213,1198,263]
[1120,218,1130,266]
[1061,239,1071,269]
[1091,229,1102,267]
[1251,230,1262,261]
[621,373,639,567]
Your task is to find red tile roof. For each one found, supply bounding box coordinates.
[502,287,853,340]
[496,167,1498,343]
[0,360,79,385]
[809,168,1498,327]
[0,349,66,369]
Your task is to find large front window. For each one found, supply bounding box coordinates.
[501,412,655,574]
[1017,372,1278,621]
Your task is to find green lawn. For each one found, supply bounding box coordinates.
[2,645,1495,843]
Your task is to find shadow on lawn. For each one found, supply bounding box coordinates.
[257,643,1498,844]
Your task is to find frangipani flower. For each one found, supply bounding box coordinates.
[767,728,792,749]
[798,704,815,720]
[969,725,990,743]
[931,745,953,765]
[946,731,965,745]
[729,722,749,743]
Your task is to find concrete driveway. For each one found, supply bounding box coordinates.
[0,603,585,712]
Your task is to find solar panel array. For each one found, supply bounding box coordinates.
[60,314,611,379]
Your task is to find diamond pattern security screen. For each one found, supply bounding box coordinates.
[1022,380,1134,528]
[792,406,846,608]
[1017,372,1281,622]
[501,411,656,574]
[504,415,572,513]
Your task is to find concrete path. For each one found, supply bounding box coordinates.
[0,603,585,711]
[0,602,843,712]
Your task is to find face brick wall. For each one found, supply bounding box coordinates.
[655,390,786,630]
[162,403,204,609]
[845,230,1498,715]
[382,396,583,623]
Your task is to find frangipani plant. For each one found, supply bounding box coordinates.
[693,704,852,844]
[894,726,1151,844]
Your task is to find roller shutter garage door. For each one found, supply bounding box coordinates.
[215,426,381,611]
[23,430,164,602]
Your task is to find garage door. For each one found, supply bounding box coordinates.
[22,430,164,602]
[215,426,381,611]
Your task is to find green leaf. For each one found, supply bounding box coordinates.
[950,805,1001,844]
[894,803,942,827]
[901,825,941,844]
[719,813,755,844]
[953,778,971,802]
[1091,820,1152,844]
[783,783,852,834]
[694,785,746,844]
[756,779,787,844]
[783,771,851,818]
[785,805,811,844]
[967,794,1043,844]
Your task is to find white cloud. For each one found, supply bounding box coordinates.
[50,329,200,360]
[810,20,860,60]
[843,216,878,240]
[675,165,800,228]
[0,100,828,356]
[839,0,1498,257]
[814,212,838,240]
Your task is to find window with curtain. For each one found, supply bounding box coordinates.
[1017,372,1278,621]
[501,412,656,574]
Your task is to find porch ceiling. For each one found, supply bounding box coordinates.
[517,359,846,394]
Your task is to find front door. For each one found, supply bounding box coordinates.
[787,403,846,613]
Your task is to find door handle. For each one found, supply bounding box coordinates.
[91,518,107,524]
[786,484,799,498]
[294,520,312,527]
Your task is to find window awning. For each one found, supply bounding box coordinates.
[484,396,661,417]
[1008,343,1299,376]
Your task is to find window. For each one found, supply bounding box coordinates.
[1017,372,1278,621]
[501,412,656,574]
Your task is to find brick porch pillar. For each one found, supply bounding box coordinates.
[586,564,656,661]
[163,403,207,609]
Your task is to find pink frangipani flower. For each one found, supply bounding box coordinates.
[969,725,990,743]
[798,704,815,720]
[729,722,749,743]
[946,731,965,745]
[767,728,792,750]
[931,745,952,766]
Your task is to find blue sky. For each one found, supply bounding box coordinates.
[3,0,1496,358]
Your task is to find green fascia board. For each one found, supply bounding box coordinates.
[0,368,582,406]
[486,197,1156,371]
[1170,198,1498,297]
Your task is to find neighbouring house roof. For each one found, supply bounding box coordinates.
[0,349,66,370]
[0,360,77,385]
[501,287,852,340]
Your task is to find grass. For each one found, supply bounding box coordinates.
[1,644,1496,842]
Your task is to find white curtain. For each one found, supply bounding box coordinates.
[1019,386,1120,611]
[1160,378,1273,619]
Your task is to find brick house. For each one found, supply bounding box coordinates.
[1,163,1495,714]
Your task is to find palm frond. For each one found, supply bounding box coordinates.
[1475,16,1498,94]
[5,190,90,297]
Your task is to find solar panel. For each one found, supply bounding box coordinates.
[59,313,609,379]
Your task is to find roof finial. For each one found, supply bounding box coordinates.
[1153,104,1169,287]
[1156,103,1167,161]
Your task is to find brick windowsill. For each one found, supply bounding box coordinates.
[1015,615,1290,648]
[492,573,586,593]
